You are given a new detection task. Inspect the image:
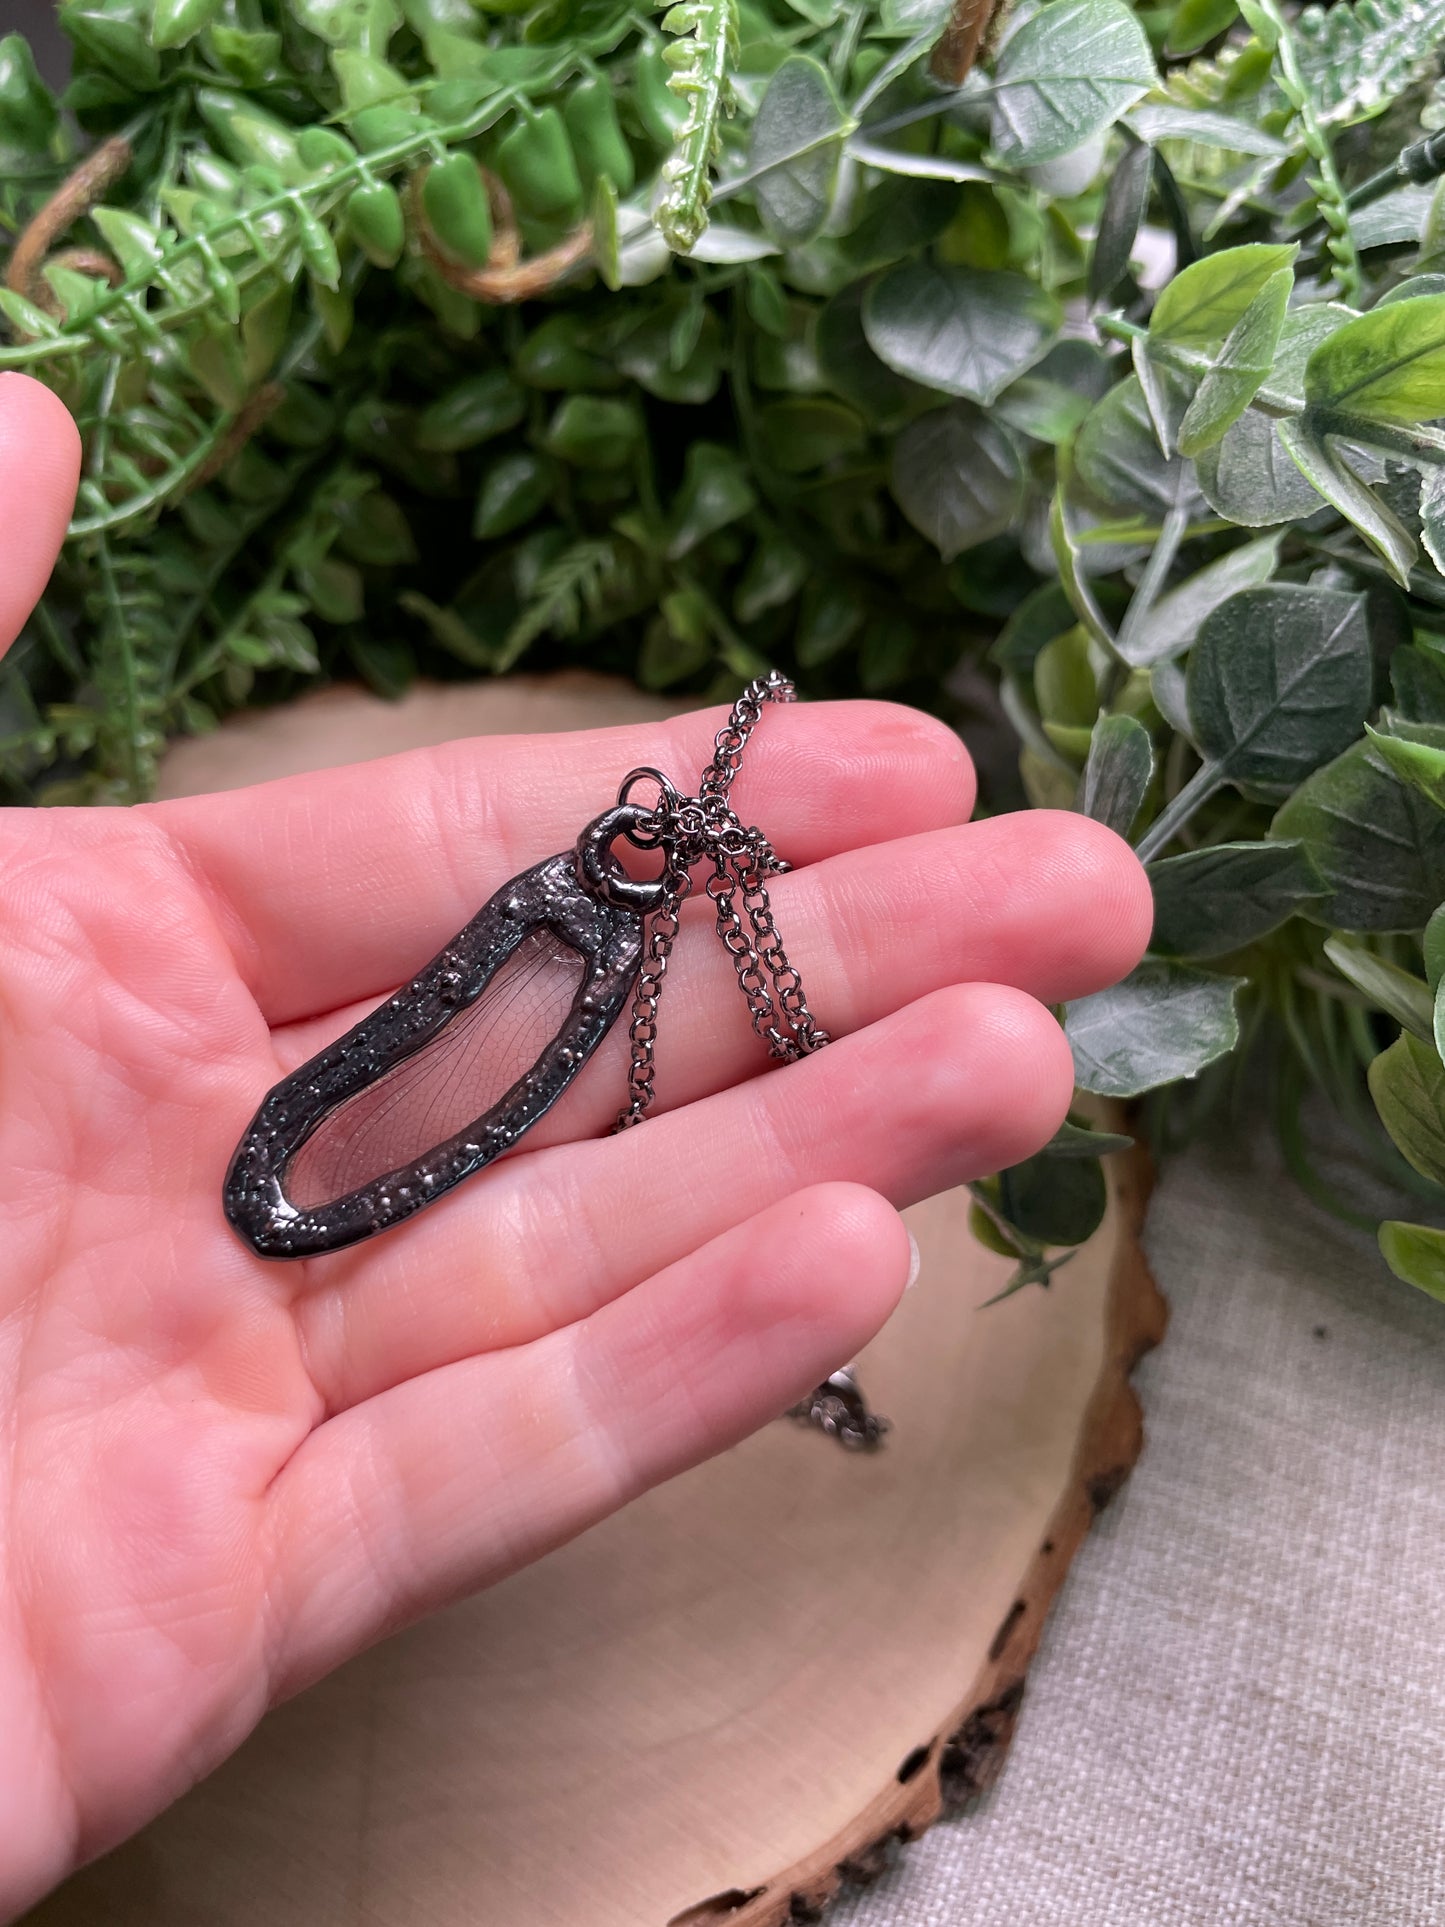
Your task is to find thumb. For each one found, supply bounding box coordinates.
[0,371,81,657]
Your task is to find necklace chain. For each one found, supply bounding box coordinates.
[613,672,831,1132]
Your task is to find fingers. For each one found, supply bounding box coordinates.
[271,807,1151,1142]
[0,373,80,655]
[265,1182,911,1698]
[149,698,975,1026]
[293,982,1076,1415]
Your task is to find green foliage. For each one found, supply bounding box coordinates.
[6,0,1445,1301]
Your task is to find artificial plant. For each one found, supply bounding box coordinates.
[5,0,1445,1295]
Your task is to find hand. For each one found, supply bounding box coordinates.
[0,369,1152,1915]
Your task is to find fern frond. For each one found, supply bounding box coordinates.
[652,0,740,253]
[1159,41,1271,112]
[88,534,170,798]
[1294,0,1445,126]
[1240,0,1363,297]
[499,538,627,669]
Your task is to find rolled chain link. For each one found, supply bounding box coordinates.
[612,672,830,1132]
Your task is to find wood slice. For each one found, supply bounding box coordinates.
[27,677,1164,1927]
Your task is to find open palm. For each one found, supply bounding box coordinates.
[0,372,1152,1917]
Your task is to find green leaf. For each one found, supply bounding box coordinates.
[1049,483,1121,652]
[90,205,165,277]
[862,265,1060,407]
[1187,584,1372,802]
[1042,1116,1135,1157]
[816,282,918,427]
[1365,721,1445,811]
[1148,839,1324,958]
[1074,375,1205,519]
[1425,903,1445,992]
[666,441,756,556]
[1195,304,1352,527]
[1278,419,1417,587]
[889,403,1025,560]
[1323,936,1434,1040]
[1420,467,1445,575]
[1088,138,1151,307]
[1304,295,1445,425]
[992,372,1093,445]
[1176,268,1292,457]
[1036,627,1097,729]
[756,398,866,471]
[989,0,1157,169]
[1378,1220,1445,1302]
[1368,1030,1445,1185]
[1125,104,1287,156]
[0,289,59,339]
[997,1148,1107,1246]
[747,55,852,246]
[1150,242,1298,348]
[1065,960,1243,1097]
[1163,0,1239,57]
[1125,533,1280,669]
[1079,713,1153,836]
[1272,737,1445,932]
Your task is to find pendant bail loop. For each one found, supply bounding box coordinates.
[575,804,669,913]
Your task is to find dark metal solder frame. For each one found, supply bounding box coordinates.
[223,806,657,1260]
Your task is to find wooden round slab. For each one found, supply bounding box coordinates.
[27,676,1164,1927]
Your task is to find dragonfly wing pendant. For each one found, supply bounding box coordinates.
[224,814,651,1260]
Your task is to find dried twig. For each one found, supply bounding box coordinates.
[410,164,593,305]
[6,134,132,303]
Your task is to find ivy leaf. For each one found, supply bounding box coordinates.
[862,265,1060,406]
[1065,960,1243,1097]
[889,403,1025,559]
[1368,1030,1445,1185]
[1125,532,1280,668]
[1079,713,1153,836]
[1304,294,1445,425]
[1323,936,1434,1041]
[1186,584,1372,802]
[1272,737,1445,932]
[747,55,852,245]
[1148,839,1324,958]
[1378,1220,1445,1302]
[989,0,1157,169]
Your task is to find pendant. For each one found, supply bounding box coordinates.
[224,804,659,1260]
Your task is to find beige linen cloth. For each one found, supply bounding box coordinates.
[837,1124,1445,1927]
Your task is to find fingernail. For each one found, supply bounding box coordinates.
[904,1230,922,1292]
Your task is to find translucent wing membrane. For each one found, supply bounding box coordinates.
[288,930,586,1210]
[223,847,648,1259]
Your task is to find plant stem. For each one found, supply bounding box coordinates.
[1114,504,1187,663]
[1135,759,1223,862]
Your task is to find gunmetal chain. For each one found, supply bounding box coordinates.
[612,672,831,1131]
